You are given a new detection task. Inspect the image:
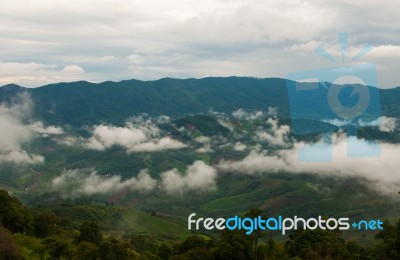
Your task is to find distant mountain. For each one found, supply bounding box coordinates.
[0,77,398,126]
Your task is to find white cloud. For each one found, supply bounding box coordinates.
[286,40,320,53]
[379,117,397,132]
[358,116,397,132]
[0,150,44,164]
[128,137,186,152]
[0,0,399,87]
[85,123,186,152]
[217,118,235,131]
[53,160,217,196]
[218,134,400,195]
[86,124,147,151]
[52,169,157,196]
[57,136,80,146]
[161,160,217,194]
[256,118,290,146]
[322,118,352,127]
[62,65,85,73]
[232,109,263,120]
[367,45,400,59]
[233,142,246,151]
[196,145,213,153]
[322,116,397,132]
[0,62,89,87]
[0,93,44,164]
[195,136,211,144]
[267,107,278,117]
[30,121,64,136]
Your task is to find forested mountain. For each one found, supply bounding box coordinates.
[1,77,400,259]
[1,77,398,126]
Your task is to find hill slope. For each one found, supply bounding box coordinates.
[1,77,398,126]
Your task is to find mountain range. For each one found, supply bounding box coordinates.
[1,77,399,126]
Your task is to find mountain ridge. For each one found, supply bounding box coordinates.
[0,77,399,126]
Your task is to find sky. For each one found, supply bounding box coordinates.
[0,0,399,88]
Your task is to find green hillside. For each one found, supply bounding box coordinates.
[1,77,399,127]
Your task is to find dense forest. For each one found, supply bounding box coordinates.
[1,190,399,260]
[1,77,399,127]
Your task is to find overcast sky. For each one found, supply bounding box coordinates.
[0,0,399,88]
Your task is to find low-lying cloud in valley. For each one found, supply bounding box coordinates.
[85,122,186,152]
[232,109,264,120]
[256,118,290,147]
[322,116,398,132]
[52,169,157,196]
[0,93,44,164]
[30,121,64,136]
[128,137,186,152]
[160,160,217,194]
[52,160,217,196]
[218,134,400,196]
[2,96,399,198]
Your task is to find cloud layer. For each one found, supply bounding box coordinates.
[0,0,399,87]
[30,121,64,136]
[52,160,217,196]
[52,169,157,195]
[323,116,398,132]
[256,118,290,147]
[85,123,186,152]
[0,93,44,164]
[160,160,217,194]
[218,134,400,195]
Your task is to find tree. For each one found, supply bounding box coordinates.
[74,241,98,260]
[127,234,157,253]
[346,240,369,260]
[214,229,253,260]
[176,235,212,255]
[34,209,60,237]
[77,221,102,245]
[0,226,23,259]
[285,229,350,259]
[0,190,32,233]
[99,237,136,260]
[174,235,214,259]
[374,219,400,259]
[157,244,172,260]
[245,208,266,259]
[41,236,73,259]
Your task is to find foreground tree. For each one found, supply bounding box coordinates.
[33,209,60,237]
[99,237,136,260]
[40,236,73,259]
[0,226,23,259]
[285,229,350,259]
[245,208,267,259]
[74,241,99,260]
[157,244,172,259]
[214,229,253,260]
[374,219,400,259]
[77,221,102,245]
[173,235,214,259]
[0,190,32,233]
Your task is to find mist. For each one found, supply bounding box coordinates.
[85,122,186,152]
[52,160,217,197]
[218,133,400,195]
[0,93,44,164]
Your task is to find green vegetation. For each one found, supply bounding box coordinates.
[1,77,399,127]
[1,190,400,259]
[1,78,400,258]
